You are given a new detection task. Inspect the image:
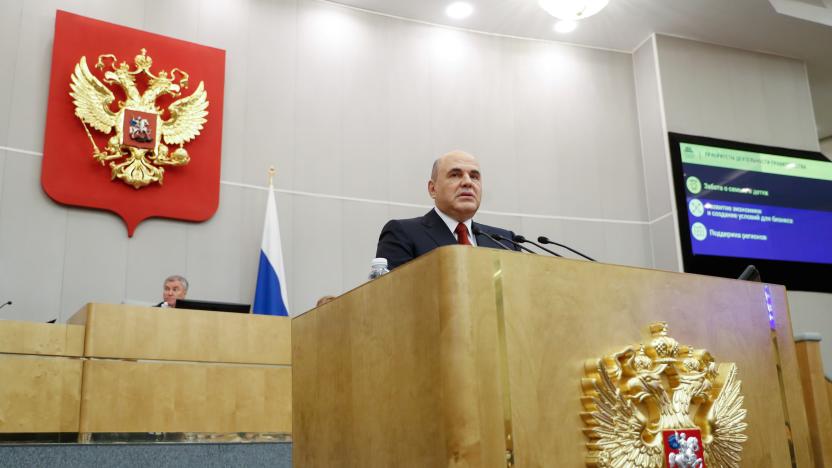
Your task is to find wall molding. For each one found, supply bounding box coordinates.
[2,145,670,226]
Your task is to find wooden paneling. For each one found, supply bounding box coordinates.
[0,354,82,432]
[293,246,813,467]
[775,298,815,466]
[498,252,811,467]
[0,320,84,356]
[828,379,832,426]
[795,339,832,466]
[69,303,290,365]
[292,247,506,467]
[80,359,291,433]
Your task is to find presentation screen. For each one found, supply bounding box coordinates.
[668,133,832,292]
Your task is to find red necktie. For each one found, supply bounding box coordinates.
[455,222,472,245]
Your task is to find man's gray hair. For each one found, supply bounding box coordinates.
[164,275,189,291]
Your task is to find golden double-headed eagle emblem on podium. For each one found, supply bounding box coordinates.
[581,322,748,468]
[70,49,209,189]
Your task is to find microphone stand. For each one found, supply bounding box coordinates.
[512,235,562,257]
[538,236,596,261]
[492,233,536,254]
[472,227,513,251]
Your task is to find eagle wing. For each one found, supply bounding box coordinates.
[70,57,117,133]
[161,81,208,145]
[585,359,663,467]
[704,363,748,468]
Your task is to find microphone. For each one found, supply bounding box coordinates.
[738,265,761,282]
[0,300,11,310]
[472,226,512,251]
[537,236,596,262]
[491,233,536,254]
[512,235,562,257]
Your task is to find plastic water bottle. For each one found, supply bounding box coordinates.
[368,258,390,280]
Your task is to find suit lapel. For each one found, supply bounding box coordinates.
[422,209,457,247]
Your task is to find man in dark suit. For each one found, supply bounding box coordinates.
[376,150,520,270]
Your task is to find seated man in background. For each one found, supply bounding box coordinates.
[156,275,188,308]
[376,150,520,270]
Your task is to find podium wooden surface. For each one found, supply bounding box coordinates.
[69,303,292,434]
[795,338,832,466]
[292,246,813,467]
[0,321,84,433]
[0,304,291,436]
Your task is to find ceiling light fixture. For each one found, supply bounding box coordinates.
[446,2,474,19]
[538,0,609,21]
[553,20,577,33]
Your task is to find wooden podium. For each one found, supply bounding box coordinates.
[70,304,292,437]
[292,246,813,467]
[0,304,291,440]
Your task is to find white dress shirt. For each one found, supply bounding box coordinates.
[434,208,478,246]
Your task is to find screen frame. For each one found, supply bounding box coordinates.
[668,132,832,293]
[174,299,251,314]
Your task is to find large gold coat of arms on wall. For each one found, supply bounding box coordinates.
[70,48,208,189]
[581,322,748,468]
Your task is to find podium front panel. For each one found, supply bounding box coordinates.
[497,251,810,467]
[292,246,812,467]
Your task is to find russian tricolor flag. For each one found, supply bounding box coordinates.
[252,184,289,316]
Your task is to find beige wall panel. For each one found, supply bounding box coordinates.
[0,354,81,432]
[0,155,67,323]
[340,200,392,292]
[185,186,244,305]
[80,359,291,433]
[59,210,128,320]
[656,35,819,153]
[239,0,297,188]
[69,303,290,365]
[0,320,84,356]
[143,0,201,43]
[0,0,23,147]
[123,217,189,306]
[633,36,673,222]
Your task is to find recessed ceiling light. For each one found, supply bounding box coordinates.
[539,0,609,20]
[554,20,577,33]
[446,2,474,19]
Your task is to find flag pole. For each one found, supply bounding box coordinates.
[253,166,277,315]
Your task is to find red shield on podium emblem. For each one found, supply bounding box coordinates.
[42,11,226,236]
[663,428,706,468]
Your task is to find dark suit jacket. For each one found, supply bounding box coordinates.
[376,209,521,270]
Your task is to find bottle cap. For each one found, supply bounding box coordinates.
[371,258,388,267]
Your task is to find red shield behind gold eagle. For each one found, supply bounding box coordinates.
[42,11,226,236]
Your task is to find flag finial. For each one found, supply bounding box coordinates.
[268,165,276,186]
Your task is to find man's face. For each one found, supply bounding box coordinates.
[163,280,187,306]
[428,152,482,222]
